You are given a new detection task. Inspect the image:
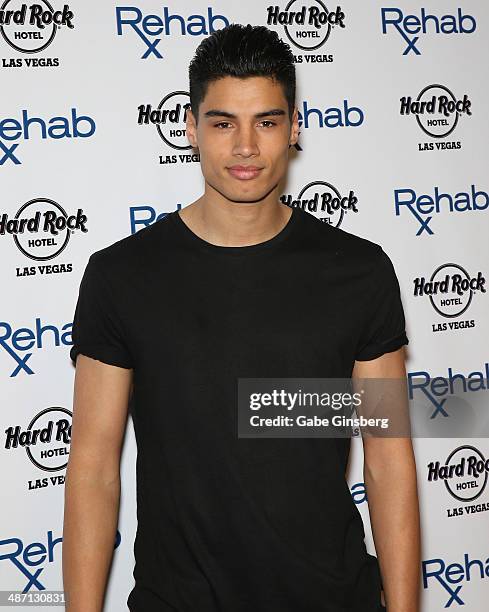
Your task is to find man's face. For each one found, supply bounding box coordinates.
[186,76,299,204]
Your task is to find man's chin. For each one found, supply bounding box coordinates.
[225,195,271,204]
[220,185,278,205]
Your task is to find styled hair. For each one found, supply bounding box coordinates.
[189,24,296,120]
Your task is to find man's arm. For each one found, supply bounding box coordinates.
[63,355,133,612]
[352,347,421,612]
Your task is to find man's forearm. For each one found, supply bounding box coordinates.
[364,442,421,612]
[62,469,121,612]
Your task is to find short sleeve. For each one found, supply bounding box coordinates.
[355,248,409,361]
[69,255,134,369]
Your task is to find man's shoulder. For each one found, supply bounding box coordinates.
[296,207,384,264]
[87,213,175,274]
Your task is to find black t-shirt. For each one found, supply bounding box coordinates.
[70,206,408,612]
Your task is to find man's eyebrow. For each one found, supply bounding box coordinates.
[203,109,287,119]
[204,110,236,119]
[255,109,286,119]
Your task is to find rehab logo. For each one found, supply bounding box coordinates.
[400,84,472,151]
[267,1,345,64]
[394,184,488,236]
[0,0,74,68]
[1,198,88,277]
[408,362,489,420]
[423,552,488,608]
[4,407,72,489]
[137,90,200,165]
[0,529,121,592]
[0,317,72,377]
[0,108,96,165]
[280,181,358,227]
[381,7,476,56]
[413,263,485,333]
[115,6,229,60]
[0,530,62,592]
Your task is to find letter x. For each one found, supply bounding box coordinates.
[0,341,35,376]
[390,24,421,55]
[444,584,464,607]
[0,141,20,165]
[429,397,449,419]
[20,566,45,592]
[402,35,420,55]
[406,206,434,236]
[134,30,163,59]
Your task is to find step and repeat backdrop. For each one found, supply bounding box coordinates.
[1,1,488,610]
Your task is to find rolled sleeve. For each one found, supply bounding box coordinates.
[69,254,134,369]
[355,248,409,361]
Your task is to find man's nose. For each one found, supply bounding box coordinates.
[232,126,259,157]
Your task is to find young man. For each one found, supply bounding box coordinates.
[63,25,420,612]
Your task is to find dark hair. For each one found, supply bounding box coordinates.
[189,24,296,121]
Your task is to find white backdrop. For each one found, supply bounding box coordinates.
[1,1,488,610]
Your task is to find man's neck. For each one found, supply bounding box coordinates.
[178,191,293,248]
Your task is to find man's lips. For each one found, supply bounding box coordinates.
[227,165,264,180]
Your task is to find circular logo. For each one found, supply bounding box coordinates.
[0,0,57,54]
[283,0,332,51]
[297,181,349,227]
[429,263,473,318]
[26,407,72,472]
[13,198,72,261]
[415,84,460,138]
[444,445,488,502]
[156,91,192,150]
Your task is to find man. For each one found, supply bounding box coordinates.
[63,24,420,612]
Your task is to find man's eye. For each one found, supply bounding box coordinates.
[259,120,276,128]
[215,122,232,129]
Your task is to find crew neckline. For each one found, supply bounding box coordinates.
[169,205,299,254]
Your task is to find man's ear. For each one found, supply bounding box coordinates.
[289,106,300,146]
[186,108,198,148]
